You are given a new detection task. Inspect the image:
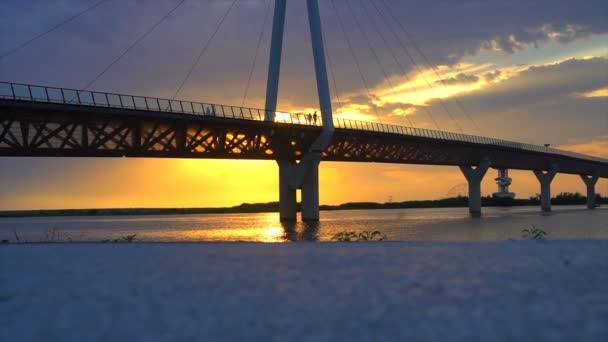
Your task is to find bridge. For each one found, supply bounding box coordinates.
[1,0,606,220]
[2,81,606,218]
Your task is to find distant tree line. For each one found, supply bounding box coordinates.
[0,192,605,217]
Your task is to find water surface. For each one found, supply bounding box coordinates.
[1,206,607,242]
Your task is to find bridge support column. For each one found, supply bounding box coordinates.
[580,173,599,209]
[459,159,491,218]
[278,154,322,222]
[278,160,298,221]
[301,155,321,221]
[533,167,558,212]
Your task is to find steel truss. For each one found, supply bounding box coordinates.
[1,100,606,178]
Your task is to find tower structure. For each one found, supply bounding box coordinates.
[493,169,515,199]
[264,0,334,221]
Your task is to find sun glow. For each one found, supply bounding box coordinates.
[577,87,608,98]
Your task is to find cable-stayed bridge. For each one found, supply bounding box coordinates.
[1,0,606,221]
[1,81,606,218]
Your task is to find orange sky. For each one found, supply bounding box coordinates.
[1,158,606,210]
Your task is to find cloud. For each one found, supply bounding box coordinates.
[534,23,593,44]
[419,57,608,141]
[484,70,502,82]
[559,136,608,158]
[480,23,594,54]
[436,73,479,85]
[2,0,607,109]
[576,86,608,98]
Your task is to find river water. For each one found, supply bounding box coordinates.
[1,206,607,242]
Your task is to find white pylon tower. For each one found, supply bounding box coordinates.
[493,169,515,199]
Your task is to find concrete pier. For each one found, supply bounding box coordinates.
[301,156,321,221]
[533,167,558,212]
[580,173,599,209]
[459,159,491,217]
[278,160,298,221]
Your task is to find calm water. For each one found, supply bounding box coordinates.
[1,206,607,243]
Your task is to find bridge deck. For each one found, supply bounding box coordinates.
[1,82,606,178]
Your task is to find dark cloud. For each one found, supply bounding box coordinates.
[484,70,502,82]
[419,57,608,142]
[437,73,479,85]
[479,23,595,54]
[1,0,606,109]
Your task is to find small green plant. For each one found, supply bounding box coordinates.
[332,230,387,242]
[521,225,547,240]
[103,234,137,243]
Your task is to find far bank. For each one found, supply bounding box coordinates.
[0,192,605,218]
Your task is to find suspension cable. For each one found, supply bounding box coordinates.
[241,0,272,107]
[329,0,380,121]
[171,0,238,100]
[370,0,463,133]
[360,0,442,129]
[81,0,187,91]
[0,0,112,60]
[344,1,414,127]
[321,17,343,114]
[378,0,480,132]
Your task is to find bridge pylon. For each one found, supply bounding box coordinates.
[265,0,334,221]
[533,165,558,213]
[580,172,599,209]
[459,159,491,217]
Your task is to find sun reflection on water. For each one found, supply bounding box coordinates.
[146,212,323,242]
[149,213,293,242]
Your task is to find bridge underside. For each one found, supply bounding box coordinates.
[1,101,606,178]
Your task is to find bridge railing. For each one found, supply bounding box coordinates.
[331,116,607,163]
[0,81,605,164]
[0,81,316,126]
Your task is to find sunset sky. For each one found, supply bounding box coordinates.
[0,0,607,210]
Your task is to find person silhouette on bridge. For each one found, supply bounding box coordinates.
[307,113,313,125]
[313,111,318,125]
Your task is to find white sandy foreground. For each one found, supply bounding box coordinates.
[2,241,608,341]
